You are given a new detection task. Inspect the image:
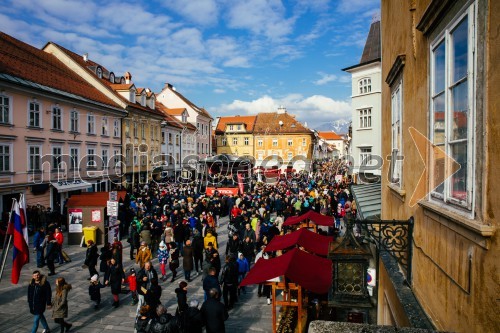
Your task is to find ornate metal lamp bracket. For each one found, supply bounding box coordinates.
[356,217,414,283]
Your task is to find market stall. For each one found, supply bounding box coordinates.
[283,210,334,233]
[240,248,332,333]
[65,191,126,245]
[265,227,332,257]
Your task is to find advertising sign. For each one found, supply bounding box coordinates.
[68,208,83,233]
[107,200,118,217]
[205,187,239,196]
[91,209,101,223]
[108,216,120,243]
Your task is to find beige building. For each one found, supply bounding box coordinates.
[43,44,165,186]
[215,115,257,157]
[378,1,499,332]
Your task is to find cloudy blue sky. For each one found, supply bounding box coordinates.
[0,0,379,130]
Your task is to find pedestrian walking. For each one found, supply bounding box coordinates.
[125,268,138,305]
[136,241,152,269]
[182,239,194,281]
[28,270,52,333]
[103,257,125,308]
[220,256,238,310]
[136,261,158,315]
[88,274,105,310]
[33,227,46,268]
[52,277,72,333]
[169,242,180,282]
[84,240,99,279]
[200,288,229,333]
[157,241,169,281]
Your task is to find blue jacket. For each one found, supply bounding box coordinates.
[236,257,249,274]
[33,231,45,250]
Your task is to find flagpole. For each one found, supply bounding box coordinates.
[0,199,16,284]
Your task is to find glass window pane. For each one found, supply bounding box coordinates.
[451,80,468,141]
[433,41,446,94]
[452,16,468,83]
[450,142,468,201]
[432,146,445,195]
[433,93,445,144]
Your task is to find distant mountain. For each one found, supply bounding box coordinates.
[314,119,351,134]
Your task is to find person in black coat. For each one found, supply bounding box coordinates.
[136,261,159,314]
[192,230,204,273]
[28,270,52,333]
[84,239,99,279]
[203,267,221,301]
[184,300,203,333]
[104,258,125,307]
[99,242,112,274]
[144,278,162,315]
[220,256,239,310]
[201,288,228,333]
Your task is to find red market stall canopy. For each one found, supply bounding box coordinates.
[283,210,334,227]
[265,228,331,256]
[240,248,332,294]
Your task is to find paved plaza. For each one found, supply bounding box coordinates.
[0,216,273,332]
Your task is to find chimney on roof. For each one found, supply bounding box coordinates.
[83,53,88,62]
[165,83,173,89]
[124,72,132,84]
[277,105,287,114]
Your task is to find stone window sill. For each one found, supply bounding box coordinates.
[387,183,405,202]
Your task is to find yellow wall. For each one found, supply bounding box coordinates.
[253,134,313,162]
[216,133,254,156]
[380,1,499,332]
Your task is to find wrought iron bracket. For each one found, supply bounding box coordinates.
[356,217,414,283]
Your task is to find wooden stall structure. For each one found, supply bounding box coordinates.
[265,227,331,257]
[240,248,332,333]
[282,210,334,233]
[65,191,126,245]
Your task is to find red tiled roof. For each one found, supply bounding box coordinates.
[318,131,343,140]
[155,102,195,130]
[0,32,122,109]
[253,112,312,134]
[215,115,257,133]
[66,191,126,207]
[164,84,214,120]
[45,41,164,118]
[166,108,187,116]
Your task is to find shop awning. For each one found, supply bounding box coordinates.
[239,248,332,294]
[265,228,332,256]
[283,210,334,227]
[350,183,381,220]
[51,180,90,193]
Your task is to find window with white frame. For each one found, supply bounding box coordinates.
[390,80,403,186]
[287,139,293,147]
[133,122,138,138]
[287,152,293,160]
[0,144,11,172]
[87,113,95,134]
[0,94,10,124]
[233,137,238,145]
[28,145,41,171]
[430,4,475,209]
[52,105,62,130]
[87,147,96,168]
[102,117,109,136]
[70,109,79,132]
[229,125,233,131]
[182,113,187,123]
[113,149,120,165]
[359,78,372,94]
[244,137,249,146]
[272,139,278,147]
[258,139,263,147]
[70,147,79,169]
[113,119,120,137]
[29,100,41,127]
[102,149,108,168]
[221,137,227,146]
[359,108,372,128]
[52,146,62,170]
[237,125,241,130]
[359,147,372,165]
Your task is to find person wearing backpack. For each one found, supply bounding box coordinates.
[135,304,153,333]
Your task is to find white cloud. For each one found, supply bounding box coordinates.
[213,94,351,128]
[162,0,219,26]
[314,72,338,85]
[214,88,226,94]
[225,0,294,40]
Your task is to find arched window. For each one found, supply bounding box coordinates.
[359,78,372,94]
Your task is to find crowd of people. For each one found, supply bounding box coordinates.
[27,159,354,333]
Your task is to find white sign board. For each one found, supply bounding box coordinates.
[107,200,118,217]
[109,191,118,201]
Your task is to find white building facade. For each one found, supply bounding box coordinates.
[342,20,382,181]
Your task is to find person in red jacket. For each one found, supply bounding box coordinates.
[230,205,241,222]
[54,228,66,264]
[126,268,138,305]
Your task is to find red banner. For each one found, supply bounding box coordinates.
[206,187,239,196]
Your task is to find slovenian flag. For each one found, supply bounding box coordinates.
[9,194,29,284]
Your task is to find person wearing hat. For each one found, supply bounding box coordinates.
[157,241,169,281]
[88,274,105,310]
